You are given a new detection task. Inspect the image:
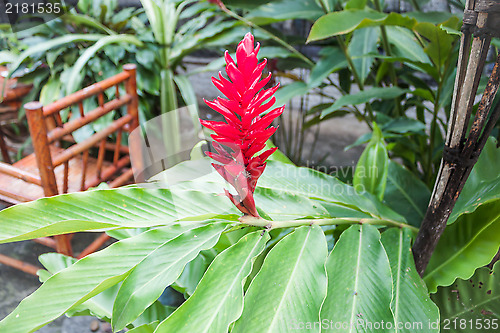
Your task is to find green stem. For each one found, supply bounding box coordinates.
[160,68,182,166]
[373,0,402,117]
[220,6,314,67]
[239,215,419,233]
[336,36,375,124]
[408,0,421,11]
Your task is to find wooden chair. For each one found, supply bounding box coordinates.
[0,64,139,275]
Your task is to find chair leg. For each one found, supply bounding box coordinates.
[54,234,73,257]
[77,233,110,259]
[0,253,40,276]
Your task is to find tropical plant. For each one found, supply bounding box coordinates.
[212,0,498,187]
[0,0,249,165]
[0,33,498,333]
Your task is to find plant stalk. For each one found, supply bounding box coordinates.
[218,5,314,67]
[239,215,419,233]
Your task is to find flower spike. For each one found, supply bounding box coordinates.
[201,33,284,217]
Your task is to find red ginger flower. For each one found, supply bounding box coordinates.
[201,33,284,217]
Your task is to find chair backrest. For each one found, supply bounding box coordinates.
[24,64,139,197]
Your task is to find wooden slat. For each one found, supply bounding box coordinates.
[81,150,88,191]
[96,139,106,180]
[0,162,42,185]
[63,161,69,194]
[51,114,133,167]
[47,95,131,143]
[78,101,85,117]
[113,128,122,166]
[42,71,130,116]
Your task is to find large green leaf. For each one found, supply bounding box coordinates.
[232,225,327,333]
[413,22,456,68]
[254,187,331,220]
[37,253,120,321]
[320,224,394,332]
[381,228,439,333]
[154,230,270,333]
[0,188,238,244]
[308,9,417,42]
[273,81,309,108]
[321,87,407,118]
[247,0,323,25]
[153,159,406,223]
[112,223,228,331]
[128,322,159,333]
[354,123,389,201]
[308,47,347,88]
[348,28,380,83]
[383,161,431,227]
[7,34,106,77]
[66,34,143,94]
[0,221,229,333]
[171,254,208,297]
[450,137,500,224]
[424,201,500,293]
[386,26,431,64]
[431,262,500,332]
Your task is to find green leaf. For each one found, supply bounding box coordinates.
[386,26,431,64]
[308,47,346,88]
[191,46,296,75]
[112,223,228,331]
[450,137,500,224]
[413,22,455,68]
[62,13,117,35]
[174,75,201,131]
[0,221,228,333]
[38,253,122,321]
[39,76,62,105]
[353,123,389,201]
[424,201,500,293]
[273,81,309,107]
[154,159,406,223]
[382,117,426,135]
[232,225,327,333]
[315,0,336,12]
[405,11,458,25]
[171,254,208,297]
[158,158,406,223]
[128,322,159,333]
[154,231,270,333]
[348,28,380,83]
[0,188,239,244]
[431,262,500,332]
[7,34,106,77]
[383,161,430,227]
[381,228,439,333]
[254,187,330,220]
[345,0,367,10]
[247,0,323,25]
[320,224,394,332]
[66,34,143,94]
[321,87,407,118]
[308,9,416,42]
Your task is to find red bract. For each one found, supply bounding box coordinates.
[201,33,284,217]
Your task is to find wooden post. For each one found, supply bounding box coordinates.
[0,126,12,164]
[25,102,58,197]
[123,64,139,130]
[123,64,144,182]
[24,101,73,257]
[412,0,500,275]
